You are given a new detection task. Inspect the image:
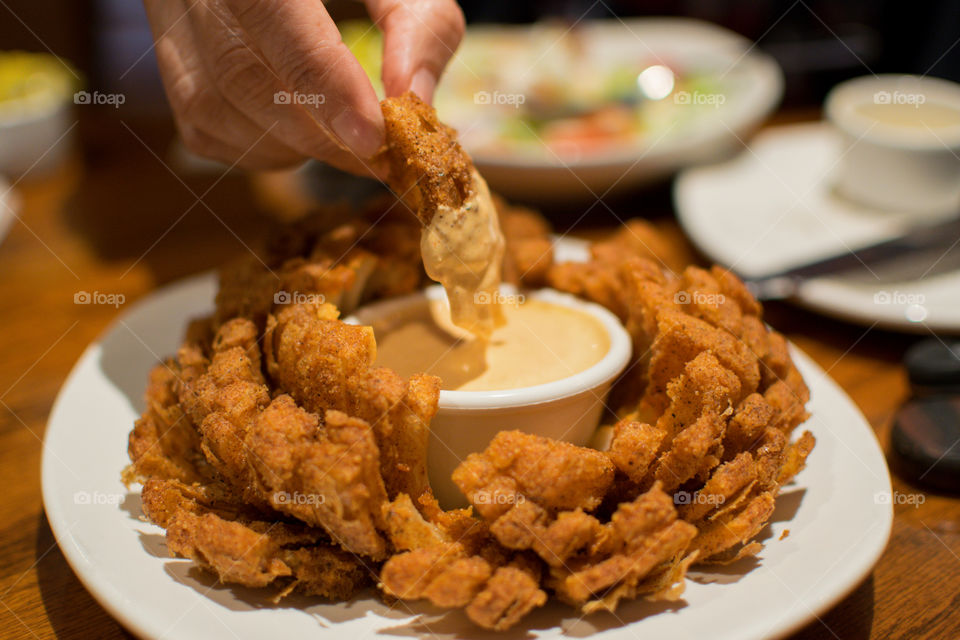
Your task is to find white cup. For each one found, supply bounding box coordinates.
[347,285,632,508]
[825,74,960,216]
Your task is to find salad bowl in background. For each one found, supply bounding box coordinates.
[346,17,783,202]
[0,52,76,178]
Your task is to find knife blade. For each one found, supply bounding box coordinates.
[743,215,960,300]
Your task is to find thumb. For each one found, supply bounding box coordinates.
[365,0,465,103]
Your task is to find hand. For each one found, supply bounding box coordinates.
[142,0,465,173]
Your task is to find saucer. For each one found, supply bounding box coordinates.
[675,122,960,333]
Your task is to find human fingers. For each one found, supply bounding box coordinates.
[365,0,465,102]
[223,0,385,159]
[144,0,307,168]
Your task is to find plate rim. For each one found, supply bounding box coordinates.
[41,270,218,639]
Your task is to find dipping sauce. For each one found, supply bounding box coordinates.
[372,297,610,391]
[856,102,960,129]
[420,169,505,339]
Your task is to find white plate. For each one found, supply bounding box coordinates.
[437,18,783,201]
[675,121,960,333]
[43,265,892,640]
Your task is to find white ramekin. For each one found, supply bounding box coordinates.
[0,101,74,178]
[825,74,960,216]
[347,285,632,508]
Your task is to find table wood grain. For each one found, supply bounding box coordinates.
[0,118,957,640]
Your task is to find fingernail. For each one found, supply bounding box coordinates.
[410,68,437,103]
[331,109,383,159]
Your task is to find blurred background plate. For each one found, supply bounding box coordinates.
[675,122,960,334]
[347,17,783,203]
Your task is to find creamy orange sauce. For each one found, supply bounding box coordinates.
[857,102,960,128]
[420,169,505,339]
[372,297,610,391]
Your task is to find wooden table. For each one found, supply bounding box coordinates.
[0,116,957,640]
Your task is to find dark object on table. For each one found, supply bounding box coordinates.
[889,338,960,493]
[905,338,960,397]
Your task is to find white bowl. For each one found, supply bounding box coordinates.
[0,100,74,177]
[347,285,632,508]
[825,74,960,216]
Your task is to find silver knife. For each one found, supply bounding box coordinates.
[743,215,960,301]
